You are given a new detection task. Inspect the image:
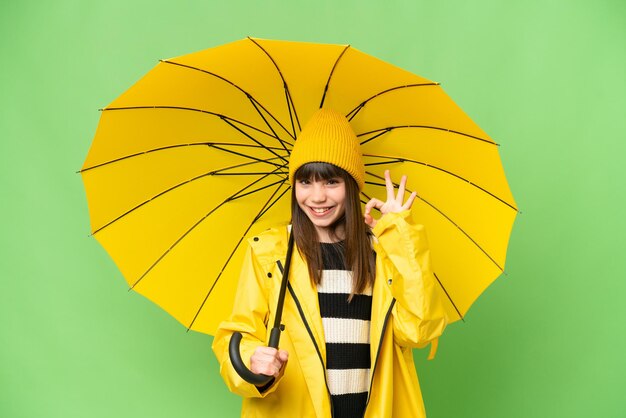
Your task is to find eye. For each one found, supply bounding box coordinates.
[326,178,341,185]
[298,178,311,185]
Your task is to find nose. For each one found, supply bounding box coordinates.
[311,183,326,203]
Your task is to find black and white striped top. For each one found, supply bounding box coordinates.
[318,242,372,418]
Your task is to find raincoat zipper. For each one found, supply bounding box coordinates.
[277,260,335,418]
[362,298,396,417]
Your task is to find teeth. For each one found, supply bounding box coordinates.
[312,207,331,213]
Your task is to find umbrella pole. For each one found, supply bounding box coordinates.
[229,231,295,385]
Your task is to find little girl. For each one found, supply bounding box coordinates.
[213,109,448,418]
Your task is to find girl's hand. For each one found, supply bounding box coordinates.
[250,346,289,381]
[364,170,417,229]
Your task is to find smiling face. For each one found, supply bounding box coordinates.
[295,176,347,242]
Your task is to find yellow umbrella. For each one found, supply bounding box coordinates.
[81,37,517,335]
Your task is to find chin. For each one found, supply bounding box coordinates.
[311,220,334,229]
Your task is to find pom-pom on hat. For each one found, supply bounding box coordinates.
[288,108,365,190]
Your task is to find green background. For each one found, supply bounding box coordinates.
[1,1,625,417]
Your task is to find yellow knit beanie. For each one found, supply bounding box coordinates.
[289,108,365,190]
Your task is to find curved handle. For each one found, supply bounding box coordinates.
[229,327,282,385]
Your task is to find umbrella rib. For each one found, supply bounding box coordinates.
[365,171,505,272]
[364,158,404,167]
[80,142,286,172]
[433,272,465,322]
[360,190,373,202]
[319,44,351,109]
[220,117,289,163]
[358,126,498,146]
[358,129,390,146]
[187,179,290,330]
[90,158,286,235]
[208,143,288,168]
[363,155,518,212]
[213,171,288,176]
[247,37,301,137]
[102,105,282,145]
[346,83,439,121]
[129,167,287,290]
[255,182,291,221]
[218,116,292,150]
[228,178,288,201]
[285,86,301,134]
[161,59,296,142]
[247,97,294,149]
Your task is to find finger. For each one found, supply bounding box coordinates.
[364,213,377,228]
[272,356,287,377]
[278,350,289,362]
[255,348,279,364]
[251,348,268,364]
[403,191,417,210]
[364,198,383,215]
[254,359,274,375]
[250,356,274,375]
[385,170,395,202]
[256,359,279,376]
[256,346,278,356]
[271,357,283,371]
[396,175,407,203]
[276,359,288,376]
[257,353,277,367]
[261,363,279,377]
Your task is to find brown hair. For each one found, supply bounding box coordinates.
[291,163,376,297]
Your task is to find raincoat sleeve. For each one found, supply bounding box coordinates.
[372,210,448,351]
[211,242,286,398]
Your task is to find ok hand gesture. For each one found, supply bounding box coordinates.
[364,170,417,229]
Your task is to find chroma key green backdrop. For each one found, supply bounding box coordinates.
[1,1,625,417]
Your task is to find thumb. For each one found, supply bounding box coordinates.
[278,350,289,363]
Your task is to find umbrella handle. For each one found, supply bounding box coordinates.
[229,326,282,385]
[229,231,293,385]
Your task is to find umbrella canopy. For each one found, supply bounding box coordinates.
[81,37,517,335]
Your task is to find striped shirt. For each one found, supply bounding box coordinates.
[318,242,372,418]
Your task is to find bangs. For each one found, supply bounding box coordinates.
[294,162,344,181]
